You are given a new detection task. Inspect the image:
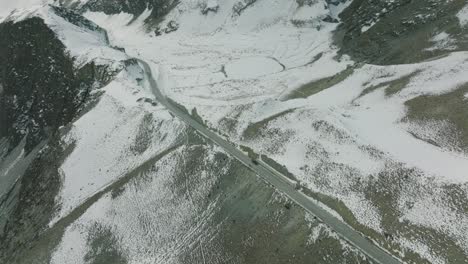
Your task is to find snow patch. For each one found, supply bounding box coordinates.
[400,193,468,252]
[398,237,445,264]
[50,220,89,264]
[457,4,468,27]
[361,21,377,33]
[426,32,457,51]
[225,56,284,79]
[0,0,46,21]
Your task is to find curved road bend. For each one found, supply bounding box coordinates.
[137,59,403,264]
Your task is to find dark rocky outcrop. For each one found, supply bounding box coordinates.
[0,13,120,155]
[0,17,83,154]
[0,15,121,264]
[336,0,468,64]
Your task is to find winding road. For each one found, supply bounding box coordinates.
[137,59,403,264]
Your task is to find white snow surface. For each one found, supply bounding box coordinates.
[225,56,284,79]
[51,146,219,264]
[51,64,183,224]
[0,0,93,19]
[77,2,468,259]
[206,0,218,10]
[458,3,468,27]
[361,20,377,33]
[400,189,468,252]
[0,0,47,19]
[426,31,457,51]
[87,0,468,183]
[3,0,465,261]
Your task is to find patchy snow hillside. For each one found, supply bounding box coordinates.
[47,55,371,264]
[2,0,468,263]
[1,4,128,67]
[1,2,374,264]
[80,0,468,263]
[0,4,139,263]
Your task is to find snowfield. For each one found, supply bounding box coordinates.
[3,0,468,263]
[458,3,468,27]
[50,63,185,224]
[83,1,468,182]
[80,0,468,261]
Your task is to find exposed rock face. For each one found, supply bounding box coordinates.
[0,17,74,264]
[0,17,82,153]
[0,14,122,264]
[0,136,72,264]
[337,0,468,64]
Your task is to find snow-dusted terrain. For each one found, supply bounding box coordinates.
[2,0,468,263]
[81,1,468,262]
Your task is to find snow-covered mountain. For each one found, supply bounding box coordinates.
[1,1,468,263]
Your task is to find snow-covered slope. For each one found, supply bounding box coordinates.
[2,0,468,263]
[1,2,372,264]
[2,4,128,67]
[0,4,133,263]
[79,0,468,263]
